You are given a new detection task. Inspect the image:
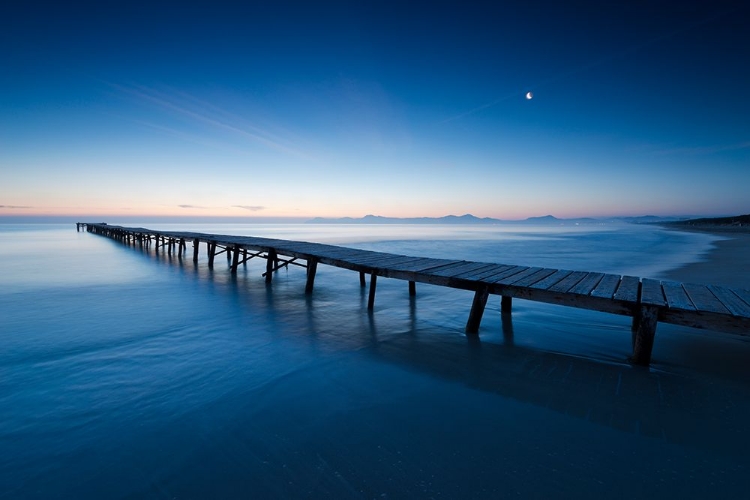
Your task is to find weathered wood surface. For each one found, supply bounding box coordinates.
[80,223,750,355]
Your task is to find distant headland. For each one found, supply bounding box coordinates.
[660,214,750,232]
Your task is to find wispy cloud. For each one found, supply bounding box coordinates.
[178,204,209,209]
[0,205,32,209]
[109,83,311,159]
[437,90,525,125]
[233,205,265,212]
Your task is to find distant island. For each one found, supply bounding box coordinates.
[305,214,690,225]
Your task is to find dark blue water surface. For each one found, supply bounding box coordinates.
[1,223,749,498]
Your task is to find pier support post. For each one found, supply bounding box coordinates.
[466,286,490,334]
[231,245,240,273]
[409,281,416,296]
[266,250,277,283]
[368,274,378,310]
[193,239,200,263]
[305,258,318,294]
[501,296,512,313]
[360,272,366,287]
[208,242,216,267]
[232,245,240,274]
[631,305,659,366]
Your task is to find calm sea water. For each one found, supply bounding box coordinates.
[2,222,749,498]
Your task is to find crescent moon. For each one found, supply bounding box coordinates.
[526,91,533,100]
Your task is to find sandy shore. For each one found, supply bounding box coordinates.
[660,229,750,290]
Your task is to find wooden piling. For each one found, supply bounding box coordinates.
[631,305,658,366]
[409,281,416,296]
[501,296,512,313]
[465,286,490,334]
[368,274,377,310]
[193,239,199,263]
[207,242,216,267]
[305,258,318,294]
[266,250,277,283]
[360,272,366,287]
[231,245,240,274]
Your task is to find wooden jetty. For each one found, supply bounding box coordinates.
[77,222,750,366]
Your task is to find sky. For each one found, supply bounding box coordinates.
[1,0,748,220]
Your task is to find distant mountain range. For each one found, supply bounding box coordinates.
[305,214,693,225]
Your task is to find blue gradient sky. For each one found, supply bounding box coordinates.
[1,1,748,219]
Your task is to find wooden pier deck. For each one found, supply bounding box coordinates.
[77,222,750,366]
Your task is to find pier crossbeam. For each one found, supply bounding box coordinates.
[78,222,750,367]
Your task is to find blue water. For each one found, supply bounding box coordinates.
[2,223,749,498]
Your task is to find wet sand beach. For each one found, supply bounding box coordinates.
[659,227,750,289]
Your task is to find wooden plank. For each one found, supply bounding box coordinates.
[530,269,572,290]
[494,267,538,285]
[660,309,750,335]
[317,247,372,260]
[548,271,587,293]
[640,278,666,307]
[388,257,455,272]
[375,256,427,270]
[456,264,515,281]
[480,266,528,284]
[413,260,466,273]
[568,272,605,296]
[351,254,418,269]
[440,262,498,279]
[488,282,634,317]
[420,261,473,276]
[708,285,750,318]
[613,276,639,303]
[344,251,393,264]
[590,274,621,299]
[662,281,695,310]
[511,268,558,288]
[683,283,730,315]
[733,288,750,308]
[348,252,410,264]
[431,262,495,278]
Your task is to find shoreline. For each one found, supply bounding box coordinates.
[658,226,750,290]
